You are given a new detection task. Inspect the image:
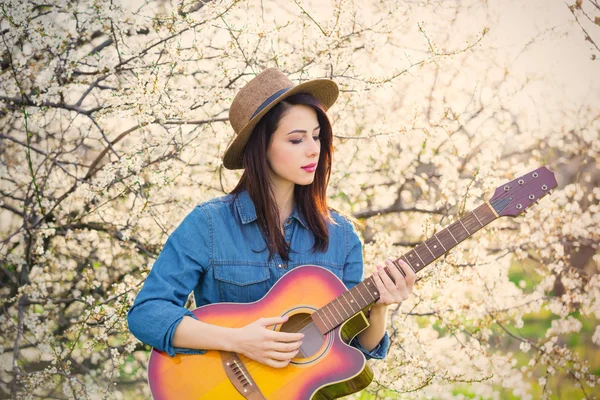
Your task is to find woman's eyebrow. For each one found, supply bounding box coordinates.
[287,125,320,135]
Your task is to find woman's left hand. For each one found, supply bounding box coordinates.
[372,259,415,307]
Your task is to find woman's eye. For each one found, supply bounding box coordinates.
[290,135,320,144]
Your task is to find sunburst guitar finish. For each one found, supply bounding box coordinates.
[147,265,374,400]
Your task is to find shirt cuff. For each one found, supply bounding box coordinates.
[164,309,207,357]
[172,347,206,355]
[349,331,390,360]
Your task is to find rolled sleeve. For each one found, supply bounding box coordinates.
[342,218,390,360]
[127,206,211,357]
[349,332,390,360]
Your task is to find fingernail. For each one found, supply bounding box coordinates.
[377,265,383,270]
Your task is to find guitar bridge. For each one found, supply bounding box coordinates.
[220,351,266,399]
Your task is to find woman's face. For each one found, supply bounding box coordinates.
[266,104,321,191]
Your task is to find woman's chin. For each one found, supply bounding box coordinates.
[295,176,316,186]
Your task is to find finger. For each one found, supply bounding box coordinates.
[377,264,403,294]
[270,340,302,352]
[371,266,385,291]
[372,269,391,304]
[267,330,304,342]
[386,259,407,288]
[266,349,300,361]
[387,260,411,298]
[398,260,416,289]
[259,316,289,327]
[386,261,411,301]
[264,358,291,369]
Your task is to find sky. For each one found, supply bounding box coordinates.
[487,0,599,106]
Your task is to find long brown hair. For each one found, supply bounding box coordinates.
[231,93,334,261]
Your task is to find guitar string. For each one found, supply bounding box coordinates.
[261,197,507,339]
[268,184,536,339]
[268,280,377,337]
[234,188,529,374]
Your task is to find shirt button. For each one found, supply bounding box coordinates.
[283,264,288,269]
[285,219,291,225]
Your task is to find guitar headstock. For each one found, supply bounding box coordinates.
[489,166,558,217]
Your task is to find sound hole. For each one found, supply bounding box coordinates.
[280,312,326,358]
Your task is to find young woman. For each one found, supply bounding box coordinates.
[127,68,415,369]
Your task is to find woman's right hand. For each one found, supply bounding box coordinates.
[233,316,304,368]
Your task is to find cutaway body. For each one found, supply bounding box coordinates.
[148,265,373,399]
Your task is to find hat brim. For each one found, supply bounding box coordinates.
[223,78,339,170]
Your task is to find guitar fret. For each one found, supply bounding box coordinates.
[392,259,408,276]
[412,249,425,268]
[348,290,359,309]
[316,312,329,331]
[355,284,369,305]
[450,220,470,241]
[434,234,447,251]
[348,293,360,314]
[446,227,458,243]
[425,237,442,257]
[365,277,378,300]
[472,210,484,227]
[423,242,436,259]
[402,255,415,271]
[321,307,334,329]
[337,298,351,318]
[339,294,350,317]
[330,301,344,321]
[466,213,482,232]
[458,219,471,235]
[370,286,378,300]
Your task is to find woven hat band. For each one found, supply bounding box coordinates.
[250,87,291,119]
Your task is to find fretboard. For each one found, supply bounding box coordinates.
[311,202,498,334]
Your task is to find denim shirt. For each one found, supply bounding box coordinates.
[127,190,389,360]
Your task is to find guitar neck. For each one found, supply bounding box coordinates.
[311,202,499,334]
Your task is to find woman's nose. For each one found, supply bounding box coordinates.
[308,137,320,157]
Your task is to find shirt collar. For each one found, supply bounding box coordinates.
[288,204,309,229]
[234,189,309,229]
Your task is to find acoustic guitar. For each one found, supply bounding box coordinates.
[147,166,557,399]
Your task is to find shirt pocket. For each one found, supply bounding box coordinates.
[214,264,270,304]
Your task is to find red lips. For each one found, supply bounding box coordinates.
[301,163,317,169]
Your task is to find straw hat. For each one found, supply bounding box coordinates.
[223,67,339,170]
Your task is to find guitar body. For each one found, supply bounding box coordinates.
[147,265,374,400]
